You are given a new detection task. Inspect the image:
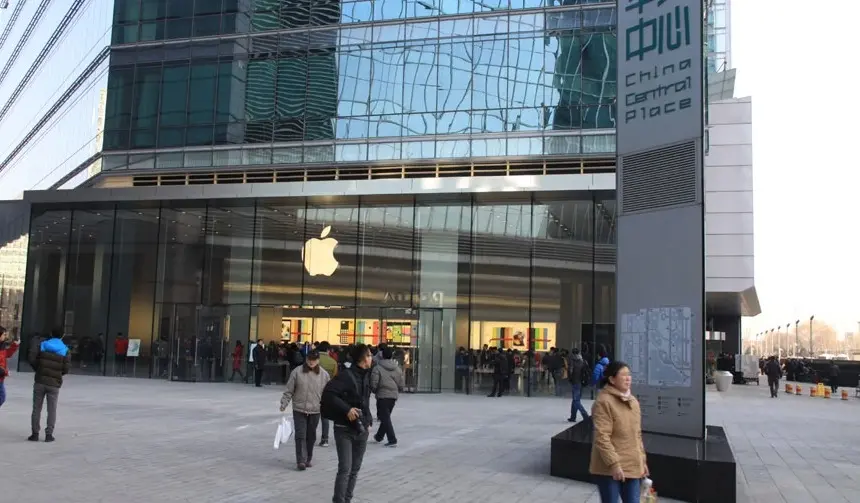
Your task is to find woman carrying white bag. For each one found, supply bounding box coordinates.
[279,350,330,471]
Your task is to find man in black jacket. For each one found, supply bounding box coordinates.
[252,339,267,387]
[27,328,71,442]
[764,356,782,398]
[487,350,509,397]
[321,344,373,503]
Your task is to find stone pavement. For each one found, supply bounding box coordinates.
[0,376,858,503]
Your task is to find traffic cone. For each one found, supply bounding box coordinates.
[842,389,849,400]
[824,388,832,399]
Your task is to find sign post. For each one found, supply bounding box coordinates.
[616,0,705,440]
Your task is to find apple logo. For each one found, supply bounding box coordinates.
[302,225,339,277]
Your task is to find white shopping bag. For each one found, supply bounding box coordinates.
[273,415,293,449]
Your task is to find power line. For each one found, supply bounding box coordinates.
[0,0,87,127]
[0,0,52,89]
[0,45,108,175]
[0,0,28,54]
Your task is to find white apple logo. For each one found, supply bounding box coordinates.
[302,225,339,277]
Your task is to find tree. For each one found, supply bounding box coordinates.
[751,319,839,357]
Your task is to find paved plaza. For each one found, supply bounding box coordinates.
[1,376,859,503]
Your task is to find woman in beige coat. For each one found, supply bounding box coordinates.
[589,360,648,502]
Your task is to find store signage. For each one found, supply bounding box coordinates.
[302,226,339,277]
[618,0,702,155]
[383,291,444,308]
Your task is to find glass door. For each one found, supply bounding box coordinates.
[168,304,199,382]
[415,308,443,393]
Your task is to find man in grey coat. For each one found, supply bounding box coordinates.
[370,346,404,447]
[280,351,330,470]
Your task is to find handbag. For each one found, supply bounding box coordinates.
[273,415,292,449]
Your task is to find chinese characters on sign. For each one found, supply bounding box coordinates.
[623,0,695,125]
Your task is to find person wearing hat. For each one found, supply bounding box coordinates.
[280,350,330,471]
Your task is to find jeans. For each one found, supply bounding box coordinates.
[374,398,397,443]
[32,382,60,435]
[594,476,641,503]
[321,418,330,442]
[552,371,564,396]
[570,383,589,420]
[0,381,6,408]
[333,426,369,503]
[768,378,779,397]
[293,411,320,465]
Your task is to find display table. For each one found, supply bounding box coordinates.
[550,422,736,503]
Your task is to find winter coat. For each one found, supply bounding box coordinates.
[591,357,609,386]
[589,385,647,478]
[493,353,510,377]
[280,365,330,414]
[371,359,405,400]
[28,337,71,388]
[0,341,20,382]
[252,345,267,370]
[568,354,589,385]
[232,345,243,370]
[764,360,782,380]
[320,366,373,428]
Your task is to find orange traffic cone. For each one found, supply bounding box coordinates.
[824,388,832,399]
[842,389,849,400]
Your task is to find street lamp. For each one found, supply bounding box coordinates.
[777,325,782,358]
[809,315,815,356]
[770,328,775,356]
[795,320,800,357]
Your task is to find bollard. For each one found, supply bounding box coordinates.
[817,382,826,397]
[809,386,816,397]
[824,388,832,399]
[842,389,849,400]
[785,383,792,394]
[795,384,802,395]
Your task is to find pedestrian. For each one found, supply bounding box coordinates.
[280,350,330,471]
[229,340,245,382]
[371,346,404,447]
[316,341,338,447]
[0,326,20,410]
[828,360,840,393]
[567,348,590,423]
[252,339,267,387]
[487,350,509,397]
[590,361,648,503]
[592,356,609,387]
[27,328,71,442]
[764,356,781,398]
[321,344,373,503]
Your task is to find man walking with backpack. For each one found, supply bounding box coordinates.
[567,348,590,423]
[321,344,373,503]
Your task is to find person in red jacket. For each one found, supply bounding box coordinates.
[0,325,21,409]
[229,341,245,383]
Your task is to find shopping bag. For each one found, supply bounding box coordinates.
[273,415,293,449]
[640,477,657,502]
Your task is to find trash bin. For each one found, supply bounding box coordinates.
[715,371,733,392]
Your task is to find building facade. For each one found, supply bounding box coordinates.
[0,0,758,393]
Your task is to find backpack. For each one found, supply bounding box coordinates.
[320,369,361,422]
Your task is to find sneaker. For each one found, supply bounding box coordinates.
[297,463,306,471]
[567,417,576,422]
[45,434,55,443]
[373,436,383,443]
[319,440,329,447]
[27,434,38,442]
[306,461,313,468]
[385,442,398,448]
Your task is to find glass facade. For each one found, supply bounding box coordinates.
[706,0,730,73]
[102,3,618,168]
[18,193,616,395]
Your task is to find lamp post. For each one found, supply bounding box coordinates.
[770,329,775,356]
[777,325,783,358]
[795,320,800,357]
[809,315,815,357]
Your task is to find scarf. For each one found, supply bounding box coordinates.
[302,362,320,374]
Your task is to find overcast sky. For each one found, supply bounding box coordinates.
[733,0,860,335]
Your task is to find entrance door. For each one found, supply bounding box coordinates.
[415,308,443,393]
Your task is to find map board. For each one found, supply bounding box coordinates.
[616,0,705,440]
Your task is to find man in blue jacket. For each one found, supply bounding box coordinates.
[27,328,70,442]
[592,356,610,387]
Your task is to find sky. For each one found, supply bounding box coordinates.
[732,0,860,336]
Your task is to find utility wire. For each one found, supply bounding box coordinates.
[0,0,52,89]
[0,0,28,54]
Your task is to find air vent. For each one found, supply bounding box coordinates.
[122,156,617,188]
[620,141,699,215]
